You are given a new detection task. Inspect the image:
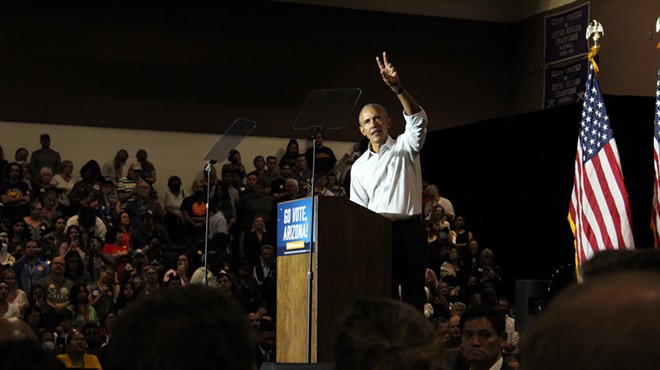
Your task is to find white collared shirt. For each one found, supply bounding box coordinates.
[350,109,427,220]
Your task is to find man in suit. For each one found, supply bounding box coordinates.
[460,304,515,370]
[254,318,276,369]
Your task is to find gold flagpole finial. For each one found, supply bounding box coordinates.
[586,20,604,75]
[656,16,660,49]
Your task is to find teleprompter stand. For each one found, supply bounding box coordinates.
[202,118,256,286]
[292,88,362,363]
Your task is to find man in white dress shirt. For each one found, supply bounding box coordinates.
[350,52,428,310]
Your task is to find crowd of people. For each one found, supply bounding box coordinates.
[0,127,518,368]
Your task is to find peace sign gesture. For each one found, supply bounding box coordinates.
[376,51,402,94]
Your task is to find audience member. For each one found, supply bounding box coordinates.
[129,211,171,262]
[57,330,103,369]
[29,133,61,181]
[103,285,255,370]
[259,155,279,190]
[0,316,66,370]
[222,149,247,184]
[68,160,103,213]
[2,269,28,317]
[279,138,301,170]
[460,304,513,370]
[180,179,207,247]
[270,163,293,201]
[67,283,99,331]
[101,149,129,185]
[51,160,76,218]
[253,318,276,368]
[116,161,142,206]
[63,250,92,285]
[242,214,274,271]
[163,175,185,242]
[0,162,32,222]
[522,271,660,370]
[305,131,337,175]
[333,298,444,370]
[0,280,21,318]
[423,184,455,221]
[496,296,519,359]
[33,167,57,202]
[36,256,74,312]
[13,239,50,293]
[123,180,163,228]
[292,155,312,196]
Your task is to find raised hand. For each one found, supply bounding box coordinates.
[376,51,402,93]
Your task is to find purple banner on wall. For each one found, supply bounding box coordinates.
[545,3,590,65]
[544,59,589,109]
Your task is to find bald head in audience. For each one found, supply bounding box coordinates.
[522,270,660,369]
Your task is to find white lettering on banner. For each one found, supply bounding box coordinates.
[282,223,309,241]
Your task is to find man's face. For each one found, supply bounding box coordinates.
[128,169,141,180]
[136,182,150,199]
[192,181,204,196]
[359,105,391,147]
[261,249,275,264]
[8,165,20,181]
[314,133,323,147]
[296,156,307,171]
[461,317,505,368]
[448,315,461,339]
[25,241,40,257]
[266,158,277,171]
[281,165,292,178]
[246,175,258,188]
[248,313,261,330]
[51,257,65,274]
[40,137,50,149]
[258,330,276,351]
[497,300,509,314]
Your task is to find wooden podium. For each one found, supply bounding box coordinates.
[276,196,392,363]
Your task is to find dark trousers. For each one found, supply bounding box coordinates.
[391,216,428,311]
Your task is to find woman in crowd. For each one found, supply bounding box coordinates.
[59,225,83,259]
[64,250,92,285]
[57,330,103,369]
[2,269,29,317]
[51,160,76,217]
[242,214,274,271]
[42,189,62,224]
[111,281,139,315]
[101,226,130,282]
[279,138,301,169]
[67,283,99,331]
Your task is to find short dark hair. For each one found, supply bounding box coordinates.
[104,285,255,370]
[459,304,505,335]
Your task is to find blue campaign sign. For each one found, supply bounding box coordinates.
[276,197,314,257]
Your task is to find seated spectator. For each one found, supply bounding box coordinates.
[88,264,118,323]
[103,285,255,370]
[42,189,62,224]
[279,138,301,170]
[333,298,444,370]
[459,304,513,370]
[314,172,336,197]
[116,162,143,207]
[0,280,21,318]
[253,318,277,368]
[124,180,163,229]
[57,330,102,369]
[0,316,66,370]
[23,199,49,243]
[252,155,267,177]
[7,219,29,260]
[0,162,31,223]
[522,271,660,370]
[32,167,57,203]
[216,271,251,313]
[327,173,347,197]
[97,179,118,227]
[101,149,129,185]
[162,175,185,243]
[51,160,76,218]
[102,226,130,283]
[65,206,108,242]
[110,282,139,316]
[63,250,92,286]
[189,252,223,288]
[129,211,171,262]
[67,283,99,331]
[423,184,455,221]
[2,270,28,317]
[477,248,502,291]
[68,160,103,214]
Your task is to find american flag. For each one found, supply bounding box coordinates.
[568,63,635,267]
[652,67,660,248]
